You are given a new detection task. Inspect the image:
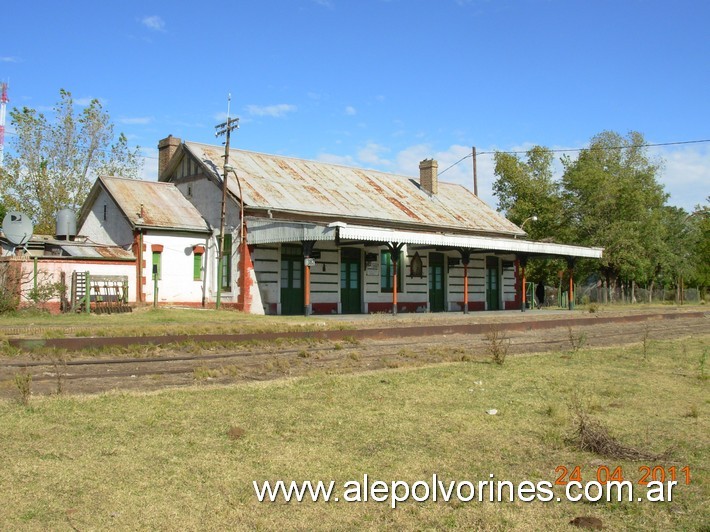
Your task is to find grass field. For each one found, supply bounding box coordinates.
[0,307,347,339]
[0,335,707,530]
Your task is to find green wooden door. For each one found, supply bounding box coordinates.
[429,252,445,312]
[486,256,500,311]
[340,248,362,314]
[280,247,303,315]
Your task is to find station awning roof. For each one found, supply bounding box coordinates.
[246,218,603,259]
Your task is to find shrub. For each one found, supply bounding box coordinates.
[14,371,32,406]
[485,326,509,365]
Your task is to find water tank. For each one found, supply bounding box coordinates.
[56,209,77,241]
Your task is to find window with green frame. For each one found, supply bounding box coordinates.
[380,250,403,293]
[193,252,203,281]
[152,251,162,280]
[221,234,232,291]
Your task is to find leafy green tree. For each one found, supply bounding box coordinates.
[493,146,564,239]
[687,198,710,297]
[561,131,667,300]
[493,146,567,285]
[0,89,142,233]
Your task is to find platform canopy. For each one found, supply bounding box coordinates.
[246,218,603,259]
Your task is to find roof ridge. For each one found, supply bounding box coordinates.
[101,175,174,187]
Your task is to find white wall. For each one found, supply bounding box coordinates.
[142,231,211,304]
[78,188,134,247]
[248,242,520,314]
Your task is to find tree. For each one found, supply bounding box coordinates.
[0,89,142,233]
[561,131,667,301]
[687,198,710,297]
[493,146,567,285]
[493,146,564,238]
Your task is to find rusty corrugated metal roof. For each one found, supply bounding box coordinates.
[185,142,524,236]
[62,243,134,260]
[100,176,210,232]
[1,234,135,260]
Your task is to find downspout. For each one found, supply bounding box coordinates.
[238,176,246,312]
[519,255,528,313]
[201,233,209,308]
[137,230,143,303]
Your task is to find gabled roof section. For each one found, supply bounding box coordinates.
[80,176,210,233]
[182,141,525,237]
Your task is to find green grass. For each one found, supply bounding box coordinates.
[0,336,707,530]
[0,307,348,337]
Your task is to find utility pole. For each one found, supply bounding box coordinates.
[472,146,478,196]
[214,96,240,309]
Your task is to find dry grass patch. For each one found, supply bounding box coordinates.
[0,335,707,530]
[568,396,671,461]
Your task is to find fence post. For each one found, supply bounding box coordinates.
[33,257,38,296]
[84,272,91,314]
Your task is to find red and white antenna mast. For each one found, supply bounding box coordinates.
[0,82,8,166]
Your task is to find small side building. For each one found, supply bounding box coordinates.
[77,176,212,307]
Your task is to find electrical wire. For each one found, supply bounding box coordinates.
[438,138,710,177]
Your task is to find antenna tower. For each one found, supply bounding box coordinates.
[0,82,8,166]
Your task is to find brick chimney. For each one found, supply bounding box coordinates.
[419,159,438,195]
[158,135,181,179]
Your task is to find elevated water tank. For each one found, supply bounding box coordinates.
[56,209,77,241]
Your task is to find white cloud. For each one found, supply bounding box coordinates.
[0,56,19,63]
[312,0,333,7]
[141,15,166,32]
[315,139,710,215]
[357,142,391,167]
[246,104,297,118]
[317,153,356,166]
[393,144,433,176]
[657,145,710,211]
[391,143,497,202]
[118,116,153,125]
[344,106,357,116]
[74,97,105,106]
[139,147,159,182]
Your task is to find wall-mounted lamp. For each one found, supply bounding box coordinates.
[517,215,538,238]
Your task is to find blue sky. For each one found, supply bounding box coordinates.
[2,0,708,211]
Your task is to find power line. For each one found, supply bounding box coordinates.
[438,138,710,177]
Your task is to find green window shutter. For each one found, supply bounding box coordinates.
[380,250,402,293]
[193,253,202,281]
[152,251,162,280]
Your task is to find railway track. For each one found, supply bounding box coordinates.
[1,313,706,398]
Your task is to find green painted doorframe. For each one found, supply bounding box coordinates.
[486,256,501,311]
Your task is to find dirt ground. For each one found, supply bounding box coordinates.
[1,308,706,399]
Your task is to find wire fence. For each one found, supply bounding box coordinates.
[529,282,705,308]
[576,284,704,306]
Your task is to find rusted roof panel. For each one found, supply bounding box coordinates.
[185,142,524,236]
[2,234,135,260]
[63,244,134,260]
[100,176,210,232]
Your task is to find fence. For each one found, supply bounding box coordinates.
[578,283,704,305]
[526,281,704,308]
